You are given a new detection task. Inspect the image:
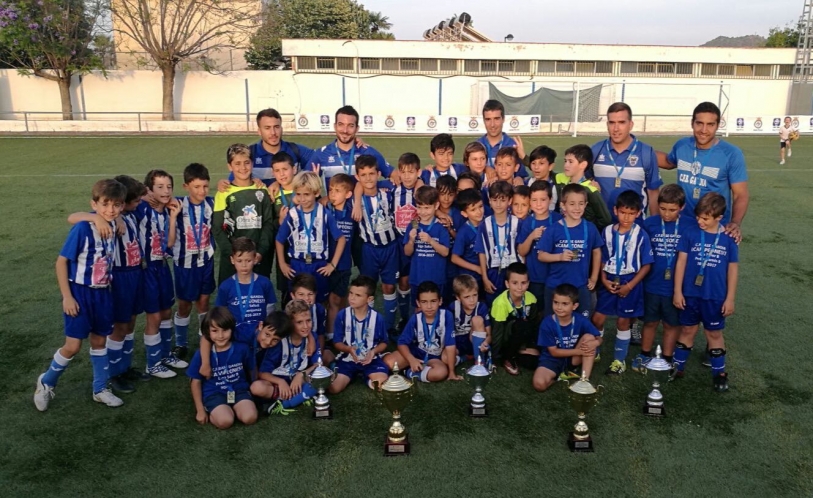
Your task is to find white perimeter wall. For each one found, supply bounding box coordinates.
[0,69,791,133]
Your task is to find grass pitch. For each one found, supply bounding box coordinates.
[0,134,811,496]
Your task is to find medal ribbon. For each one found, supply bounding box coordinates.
[335,141,356,175]
[698,226,722,277]
[234,274,256,322]
[661,217,680,270]
[605,138,638,184]
[562,220,588,256]
[422,312,440,360]
[298,207,317,257]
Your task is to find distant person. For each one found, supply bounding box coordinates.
[779,116,798,165]
[657,102,749,243]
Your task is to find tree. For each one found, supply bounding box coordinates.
[0,0,106,120]
[111,0,260,120]
[765,21,802,48]
[245,0,394,70]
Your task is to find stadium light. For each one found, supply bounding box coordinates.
[504,34,514,42]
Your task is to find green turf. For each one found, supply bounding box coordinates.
[1,135,811,496]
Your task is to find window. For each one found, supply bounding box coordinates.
[556,61,575,73]
[464,59,479,73]
[596,61,613,74]
[336,57,354,71]
[297,56,315,70]
[717,64,735,76]
[701,63,717,76]
[620,61,638,74]
[638,62,656,74]
[778,64,794,77]
[657,63,675,74]
[676,63,693,75]
[481,60,498,72]
[576,62,594,74]
[515,60,531,72]
[382,58,399,71]
[498,60,515,72]
[400,58,419,71]
[754,65,772,77]
[316,57,335,70]
[420,59,438,71]
[538,60,556,73]
[439,59,457,72]
[360,58,380,71]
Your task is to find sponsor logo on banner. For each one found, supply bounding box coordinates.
[427,116,438,132]
[385,116,396,129]
[362,115,374,132]
[792,117,800,128]
[468,117,480,132]
[772,118,781,131]
[754,118,763,131]
[736,118,744,130]
[719,119,727,130]
[509,116,520,131]
[298,115,309,128]
[448,117,458,131]
[530,116,540,131]
[406,116,416,131]
[320,115,331,130]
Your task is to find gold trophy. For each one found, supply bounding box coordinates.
[374,363,417,456]
[305,359,336,419]
[464,355,491,417]
[566,371,604,452]
[642,345,672,418]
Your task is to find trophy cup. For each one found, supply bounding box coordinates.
[465,355,491,417]
[566,372,604,452]
[642,345,672,418]
[374,363,417,456]
[305,360,336,419]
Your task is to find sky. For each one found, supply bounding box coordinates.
[361,0,803,46]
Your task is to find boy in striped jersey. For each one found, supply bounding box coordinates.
[137,170,184,378]
[450,275,492,368]
[356,155,401,333]
[276,171,346,304]
[329,276,389,394]
[475,181,522,306]
[168,164,215,361]
[593,190,654,375]
[391,153,421,330]
[289,273,333,365]
[35,179,127,411]
[421,133,466,187]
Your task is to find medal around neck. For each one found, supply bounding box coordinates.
[565,371,604,452]
[305,359,336,419]
[465,355,492,417]
[373,363,417,456]
[642,345,672,418]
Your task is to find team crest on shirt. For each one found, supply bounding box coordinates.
[690,162,702,176]
[255,157,262,165]
[125,240,141,266]
[598,154,605,162]
[327,155,335,164]
[256,190,265,202]
[628,155,639,166]
[237,204,261,229]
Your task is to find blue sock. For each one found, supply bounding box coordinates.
[144,333,163,368]
[673,343,692,372]
[710,348,726,376]
[383,293,397,330]
[281,383,317,409]
[614,329,631,362]
[397,289,411,322]
[90,348,110,394]
[106,339,124,377]
[122,333,135,372]
[174,313,190,348]
[41,350,71,387]
[471,332,487,364]
[159,319,173,357]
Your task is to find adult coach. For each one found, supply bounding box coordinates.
[477,99,528,178]
[591,102,662,216]
[658,102,749,242]
[247,108,314,186]
[308,105,398,189]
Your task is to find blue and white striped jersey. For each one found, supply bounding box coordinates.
[358,189,398,246]
[308,141,393,190]
[420,163,466,187]
[60,220,117,288]
[391,184,417,235]
[172,196,215,269]
[334,307,387,361]
[398,310,456,357]
[114,211,142,269]
[450,300,491,337]
[474,215,522,269]
[600,223,654,276]
[275,204,343,261]
[135,201,171,265]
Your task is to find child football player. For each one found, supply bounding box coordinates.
[554,144,612,230]
[592,190,654,375]
[494,147,525,186]
[533,284,602,392]
[450,275,492,367]
[404,186,451,303]
[269,152,298,301]
[517,181,562,304]
[490,262,542,375]
[289,273,333,365]
[329,276,390,393]
[34,179,127,411]
[392,153,422,329]
[475,181,521,306]
[527,145,558,211]
[387,281,461,383]
[672,192,739,392]
[451,188,486,289]
[422,133,466,187]
[186,307,258,429]
[511,185,531,220]
[323,172,356,340]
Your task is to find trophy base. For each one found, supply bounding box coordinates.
[469,405,488,418]
[384,435,411,456]
[643,403,665,418]
[568,433,594,452]
[313,406,333,419]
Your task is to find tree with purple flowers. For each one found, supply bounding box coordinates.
[0,0,106,119]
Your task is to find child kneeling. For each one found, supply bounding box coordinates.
[186,307,258,429]
[533,284,603,392]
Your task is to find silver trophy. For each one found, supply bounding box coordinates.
[465,356,492,417]
[642,345,672,417]
[306,359,336,419]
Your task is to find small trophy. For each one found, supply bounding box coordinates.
[374,363,417,456]
[642,345,672,418]
[305,360,336,419]
[465,356,491,417]
[566,372,604,452]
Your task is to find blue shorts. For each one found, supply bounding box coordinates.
[484,268,506,306]
[679,296,726,331]
[408,344,441,362]
[537,353,569,376]
[643,292,680,326]
[545,285,593,318]
[64,283,114,339]
[111,268,143,323]
[329,268,352,298]
[595,274,644,318]
[398,243,411,280]
[142,263,175,313]
[335,357,389,380]
[455,334,473,356]
[289,259,330,302]
[173,259,215,302]
[360,242,398,285]
[203,389,253,413]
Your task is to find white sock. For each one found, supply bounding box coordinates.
[420,367,432,383]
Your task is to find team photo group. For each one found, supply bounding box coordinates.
[33,98,756,432]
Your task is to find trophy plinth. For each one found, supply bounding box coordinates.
[643,346,671,418]
[306,361,336,420]
[465,356,491,417]
[566,372,603,452]
[375,363,416,456]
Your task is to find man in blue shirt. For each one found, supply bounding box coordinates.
[658,102,749,243]
[591,102,662,217]
[243,109,314,186]
[477,99,528,179]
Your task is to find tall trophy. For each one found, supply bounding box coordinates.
[642,345,672,418]
[465,355,491,417]
[305,359,336,419]
[566,372,604,452]
[374,363,417,456]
